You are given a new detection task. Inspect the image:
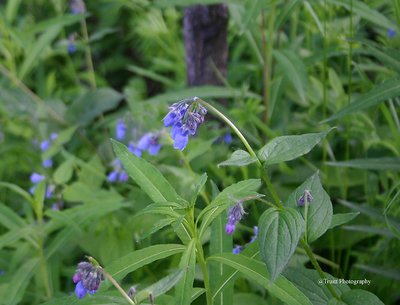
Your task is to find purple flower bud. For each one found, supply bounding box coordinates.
[297,190,313,206]
[225,202,245,235]
[73,260,104,299]
[128,286,137,298]
[115,119,127,140]
[232,245,243,254]
[30,173,45,184]
[118,171,129,182]
[148,142,161,156]
[68,43,76,54]
[46,184,56,199]
[70,0,86,14]
[107,171,118,183]
[42,158,53,168]
[225,223,236,235]
[50,133,58,141]
[51,202,64,211]
[249,226,258,243]
[40,140,50,151]
[223,133,232,144]
[388,28,396,38]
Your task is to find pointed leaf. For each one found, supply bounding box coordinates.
[258,207,304,281]
[328,289,385,305]
[218,150,257,167]
[329,213,360,229]
[286,172,333,243]
[175,239,197,305]
[258,131,329,165]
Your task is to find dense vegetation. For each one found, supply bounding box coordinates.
[0,1,399,305]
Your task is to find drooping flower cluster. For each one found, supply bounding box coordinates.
[232,226,258,254]
[137,132,161,156]
[163,98,207,150]
[225,201,246,235]
[72,261,104,299]
[297,189,313,206]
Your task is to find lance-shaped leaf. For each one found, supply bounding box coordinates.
[218,150,257,167]
[328,289,385,305]
[175,239,197,305]
[258,131,329,165]
[258,207,304,281]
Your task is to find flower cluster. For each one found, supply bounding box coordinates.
[40,133,58,168]
[163,98,207,150]
[297,189,313,206]
[72,261,104,299]
[232,226,258,254]
[225,201,246,235]
[107,159,129,183]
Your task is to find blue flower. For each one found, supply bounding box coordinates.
[137,133,161,155]
[297,190,313,206]
[42,158,53,168]
[70,0,86,14]
[115,118,127,140]
[50,133,58,141]
[30,173,45,184]
[40,140,50,151]
[68,43,76,54]
[163,98,207,151]
[107,170,118,183]
[118,171,129,182]
[225,201,246,235]
[232,245,243,254]
[128,142,142,157]
[46,184,56,199]
[387,28,396,38]
[223,133,232,144]
[72,261,103,299]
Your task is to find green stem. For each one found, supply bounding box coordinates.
[100,267,136,305]
[196,98,282,209]
[300,239,339,299]
[81,18,96,88]
[196,240,212,305]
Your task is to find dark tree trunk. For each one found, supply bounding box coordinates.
[183,4,229,87]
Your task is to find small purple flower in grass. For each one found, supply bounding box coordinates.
[107,170,119,183]
[40,140,50,151]
[388,28,396,38]
[70,0,86,14]
[42,158,53,168]
[72,261,104,299]
[223,133,232,144]
[115,118,127,140]
[232,245,243,254]
[297,190,313,206]
[225,201,246,235]
[50,133,58,141]
[164,97,207,151]
[30,173,45,184]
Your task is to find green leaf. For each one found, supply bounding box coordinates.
[33,180,46,219]
[323,78,400,122]
[4,258,40,305]
[54,159,74,184]
[136,269,185,303]
[273,50,308,104]
[326,0,395,29]
[208,253,313,305]
[286,172,333,243]
[103,244,186,287]
[197,179,262,238]
[0,182,33,205]
[19,26,63,79]
[258,131,329,165]
[284,267,350,305]
[190,173,208,205]
[328,289,385,305]
[258,207,304,281]
[218,150,257,167]
[66,89,123,126]
[326,158,400,171]
[329,213,360,229]
[112,140,181,203]
[0,202,26,230]
[210,212,233,305]
[175,239,197,305]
